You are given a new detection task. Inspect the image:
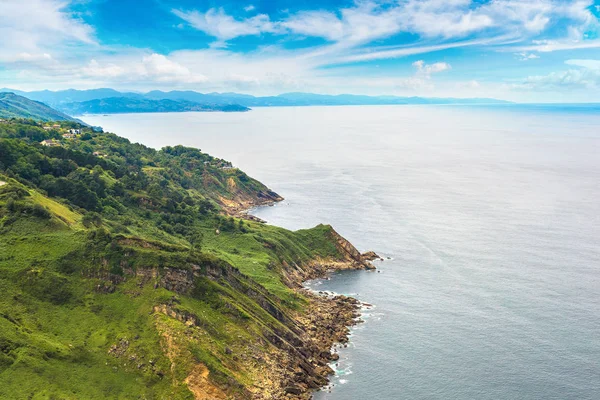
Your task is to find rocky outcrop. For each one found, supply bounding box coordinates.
[219,189,283,215]
[328,227,376,269]
[362,250,382,261]
[97,227,372,399]
[141,261,361,399]
[280,293,361,399]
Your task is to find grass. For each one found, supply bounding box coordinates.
[29,190,82,226]
[0,121,349,398]
[0,219,191,398]
[0,210,346,399]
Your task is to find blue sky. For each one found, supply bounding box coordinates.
[1,0,600,101]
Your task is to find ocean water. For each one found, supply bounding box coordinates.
[83,105,600,400]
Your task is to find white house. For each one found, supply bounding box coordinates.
[40,139,60,147]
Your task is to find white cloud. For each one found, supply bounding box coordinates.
[456,80,481,89]
[564,59,600,70]
[8,52,209,88]
[138,54,207,83]
[173,0,598,50]
[399,1,494,38]
[514,69,600,89]
[282,11,346,42]
[2,0,599,101]
[506,1,600,53]
[511,58,600,90]
[9,52,54,63]
[244,5,255,12]
[393,76,433,90]
[88,54,209,84]
[413,60,452,75]
[167,48,308,90]
[336,35,512,64]
[278,0,495,44]
[514,39,600,53]
[81,59,125,78]
[515,52,540,61]
[0,0,95,62]
[172,8,279,42]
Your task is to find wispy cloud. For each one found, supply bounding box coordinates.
[172,8,279,43]
[511,39,600,53]
[81,59,125,78]
[168,0,598,80]
[0,0,95,62]
[1,0,600,101]
[511,58,600,90]
[334,35,516,64]
[515,52,540,61]
[174,0,597,48]
[565,59,600,69]
[412,60,452,76]
[513,69,600,90]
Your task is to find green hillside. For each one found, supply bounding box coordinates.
[0,93,77,122]
[0,118,368,399]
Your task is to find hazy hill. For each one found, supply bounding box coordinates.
[0,88,142,107]
[3,88,513,112]
[59,97,250,114]
[0,92,78,121]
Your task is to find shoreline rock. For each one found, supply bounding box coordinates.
[361,250,382,261]
[102,238,372,399]
[225,201,375,399]
[276,255,372,399]
[286,292,362,399]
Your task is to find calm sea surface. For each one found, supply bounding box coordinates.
[83,105,600,400]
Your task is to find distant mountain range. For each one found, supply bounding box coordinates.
[0,92,78,121]
[1,88,512,115]
[58,97,250,114]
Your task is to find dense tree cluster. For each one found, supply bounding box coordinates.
[0,120,257,241]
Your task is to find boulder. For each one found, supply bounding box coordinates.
[284,386,303,395]
[362,251,381,261]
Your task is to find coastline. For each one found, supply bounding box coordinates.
[247,203,378,399]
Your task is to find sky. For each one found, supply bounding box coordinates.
[1,0,600,102]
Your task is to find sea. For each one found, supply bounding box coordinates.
[83,104,600,400]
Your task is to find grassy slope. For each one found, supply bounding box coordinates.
[0,119,347,399]
[0,93,76,122]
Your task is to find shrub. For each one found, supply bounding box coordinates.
[21,270,72,305]
[82,212,102,228]
[31,204,51,219]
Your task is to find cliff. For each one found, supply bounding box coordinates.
[0,118,374,399]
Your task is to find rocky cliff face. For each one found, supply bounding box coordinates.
[219,190,283,215]
[328,226,377,268]
[97,227,373,399]
[277,226,376,288]
[215,172,284,215]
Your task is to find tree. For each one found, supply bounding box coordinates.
[32,204,51,219]
[82,212,102,228]
[188,232,204,256]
